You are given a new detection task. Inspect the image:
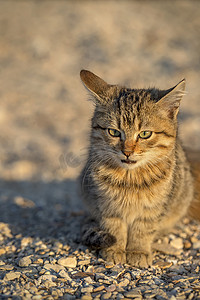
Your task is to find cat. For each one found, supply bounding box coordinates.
[80,69,200,268]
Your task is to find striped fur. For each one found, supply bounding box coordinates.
[80,70,195,268]
[186,150,200,222]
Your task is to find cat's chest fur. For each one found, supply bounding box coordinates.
[93,161,172,224]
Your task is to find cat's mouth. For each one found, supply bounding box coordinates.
[121,159,137,164]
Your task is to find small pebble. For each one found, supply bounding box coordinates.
[93,285,105,292]
[81,294,92,300]
[78,259,91,266]
[21,237,33,248]
[101,292,112,299]
[153,242,181,255]
[118,278,129,288]
[18,256,32,267]
[170,238,183,250]
[193,241,200,249]
[0,264,14,271]
[59,269,72,280]
[81,286,93,293]
[4,271,21,281]
[0,248,6,255]
[184,241,192,249]
[106,284,116,292]
[153,260,173,269]
[191,236,198,243]
[58,256,77,268]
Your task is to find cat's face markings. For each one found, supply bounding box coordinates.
[112,93,152,168]
[80,70,186,170]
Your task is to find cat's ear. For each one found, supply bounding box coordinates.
[80,70,113,104]
[157,79,186,119]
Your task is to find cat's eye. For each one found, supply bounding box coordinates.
[138,131,152,139]
[108,128,121,138]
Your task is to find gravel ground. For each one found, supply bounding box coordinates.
[0,216,200,299]
[0,1,200,299]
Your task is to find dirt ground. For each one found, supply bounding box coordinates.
[0,1,200,298]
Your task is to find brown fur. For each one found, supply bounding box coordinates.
[186,150,200,221]
[80,70,199,268]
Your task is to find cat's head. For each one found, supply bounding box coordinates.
[80,70,185,170]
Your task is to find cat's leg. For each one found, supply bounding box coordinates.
[126,222,156,268]
[100,217,127,264]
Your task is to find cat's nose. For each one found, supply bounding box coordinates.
[122,150,133,158]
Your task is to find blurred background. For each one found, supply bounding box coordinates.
[0,1,200,219]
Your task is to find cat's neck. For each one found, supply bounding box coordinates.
[95,153,174,187]
[95,149,175,185]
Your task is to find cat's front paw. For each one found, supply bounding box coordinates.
[126,251,152,268]
[100,248,126,264]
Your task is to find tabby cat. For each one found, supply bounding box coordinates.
[80,70,199,268]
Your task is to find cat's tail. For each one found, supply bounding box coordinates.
[187,150,200,222]
[82,225,116,249]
